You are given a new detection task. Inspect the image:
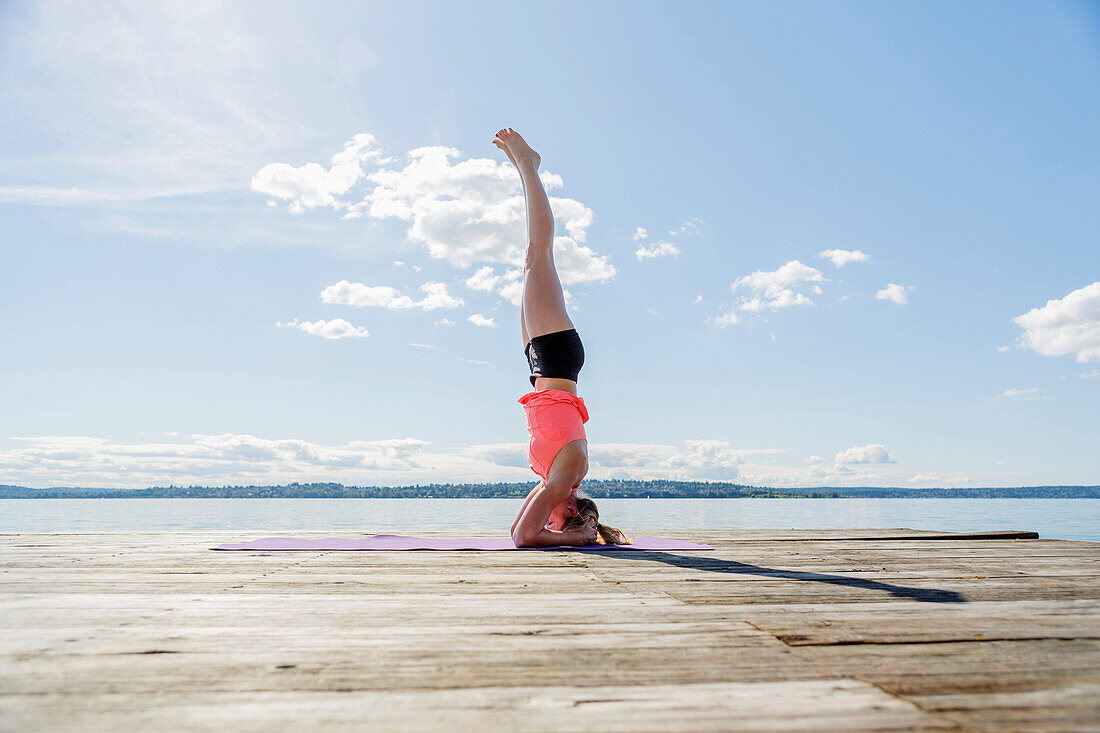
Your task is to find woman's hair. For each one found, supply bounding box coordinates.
[562,489,631,544]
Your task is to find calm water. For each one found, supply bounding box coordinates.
[2,498,1097,541]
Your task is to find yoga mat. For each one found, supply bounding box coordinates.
[211,534,713,551]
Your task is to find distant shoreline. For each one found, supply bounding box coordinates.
[2,481,1097,499]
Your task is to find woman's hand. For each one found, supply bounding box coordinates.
[578,519,598,545]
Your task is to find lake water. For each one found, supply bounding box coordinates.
[2,498,1097,541]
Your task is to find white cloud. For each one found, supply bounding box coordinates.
[458,357,491,365]
[461,442,530,469]
[1081,369,1100,379]
[257,137,615,298]
[834,444,896,464]
[584,440,785,480]
[465,266,501,291]
[996,388,1044,401]
[694,294,703,303]
[727,260,824,319]
[635,241,681,261]
[353,145,611,276]
[435,318,455,326]
[251,134,380,213]
[875,283,914,305]
[657,439,745,480]
[632,227,648,241]
[320,279,462,311]
[468,313,496,328]
[393,260,405,266]
[463,266,524,305]
[713,310,739,328]
[817,249,870,267]
[997,345,1011,353]
[669,219,702,236]
[277,318,368,339]
[0,433,440,488]
[1012,282,1100,363]
[409,343,443,351]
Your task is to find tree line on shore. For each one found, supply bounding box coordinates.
[1,480,1097,499]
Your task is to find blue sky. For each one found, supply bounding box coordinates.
[2,0,1098,489]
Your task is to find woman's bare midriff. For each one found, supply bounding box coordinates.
[534,377,578,395]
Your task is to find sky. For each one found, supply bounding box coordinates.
[1,0,1098,489]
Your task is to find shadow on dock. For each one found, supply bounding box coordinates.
[577,550,968,603]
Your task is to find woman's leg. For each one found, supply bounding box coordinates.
[494,128,573,341]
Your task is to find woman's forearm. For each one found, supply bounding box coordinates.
[511,481,544,535]
[515,527,591,548]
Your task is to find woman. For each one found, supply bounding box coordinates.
[494,128,630,548]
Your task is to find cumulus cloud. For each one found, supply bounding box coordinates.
[635,241,680,261]
[996,388,1044,400]
[464,266,524,305]
[1081,369,1100,379]
[256,138,616,305]
[657,439,746,480]
[715,260,825,324]
[435,318,455,326]
[875,283,914,305]
[834,444,896,464]
[817,249,870,267]
[277,318,368,339]
[251,134,381,213]
[259,140,616,297]
[468,313,496,328]
[632,227,648,241]
[1012,282,1100,363]
[320,280,463,311]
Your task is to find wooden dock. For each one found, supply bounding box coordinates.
[2,529,1099,731]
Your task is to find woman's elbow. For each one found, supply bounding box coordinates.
[512,529,537,548]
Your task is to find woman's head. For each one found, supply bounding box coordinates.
[545,494,580,531]
[560,489,631,544]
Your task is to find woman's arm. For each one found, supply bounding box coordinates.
[517,526,597,548]
[511,480,545,535]
[512,479,593,547]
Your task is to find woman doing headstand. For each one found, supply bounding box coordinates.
[494,128,630,548]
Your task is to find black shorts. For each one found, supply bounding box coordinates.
[524,328,584,388]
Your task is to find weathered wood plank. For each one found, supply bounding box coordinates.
[0,679,957,733]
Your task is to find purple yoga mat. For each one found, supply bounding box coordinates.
[211,534,713,551]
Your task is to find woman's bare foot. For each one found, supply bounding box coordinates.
[493,128,540,170]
